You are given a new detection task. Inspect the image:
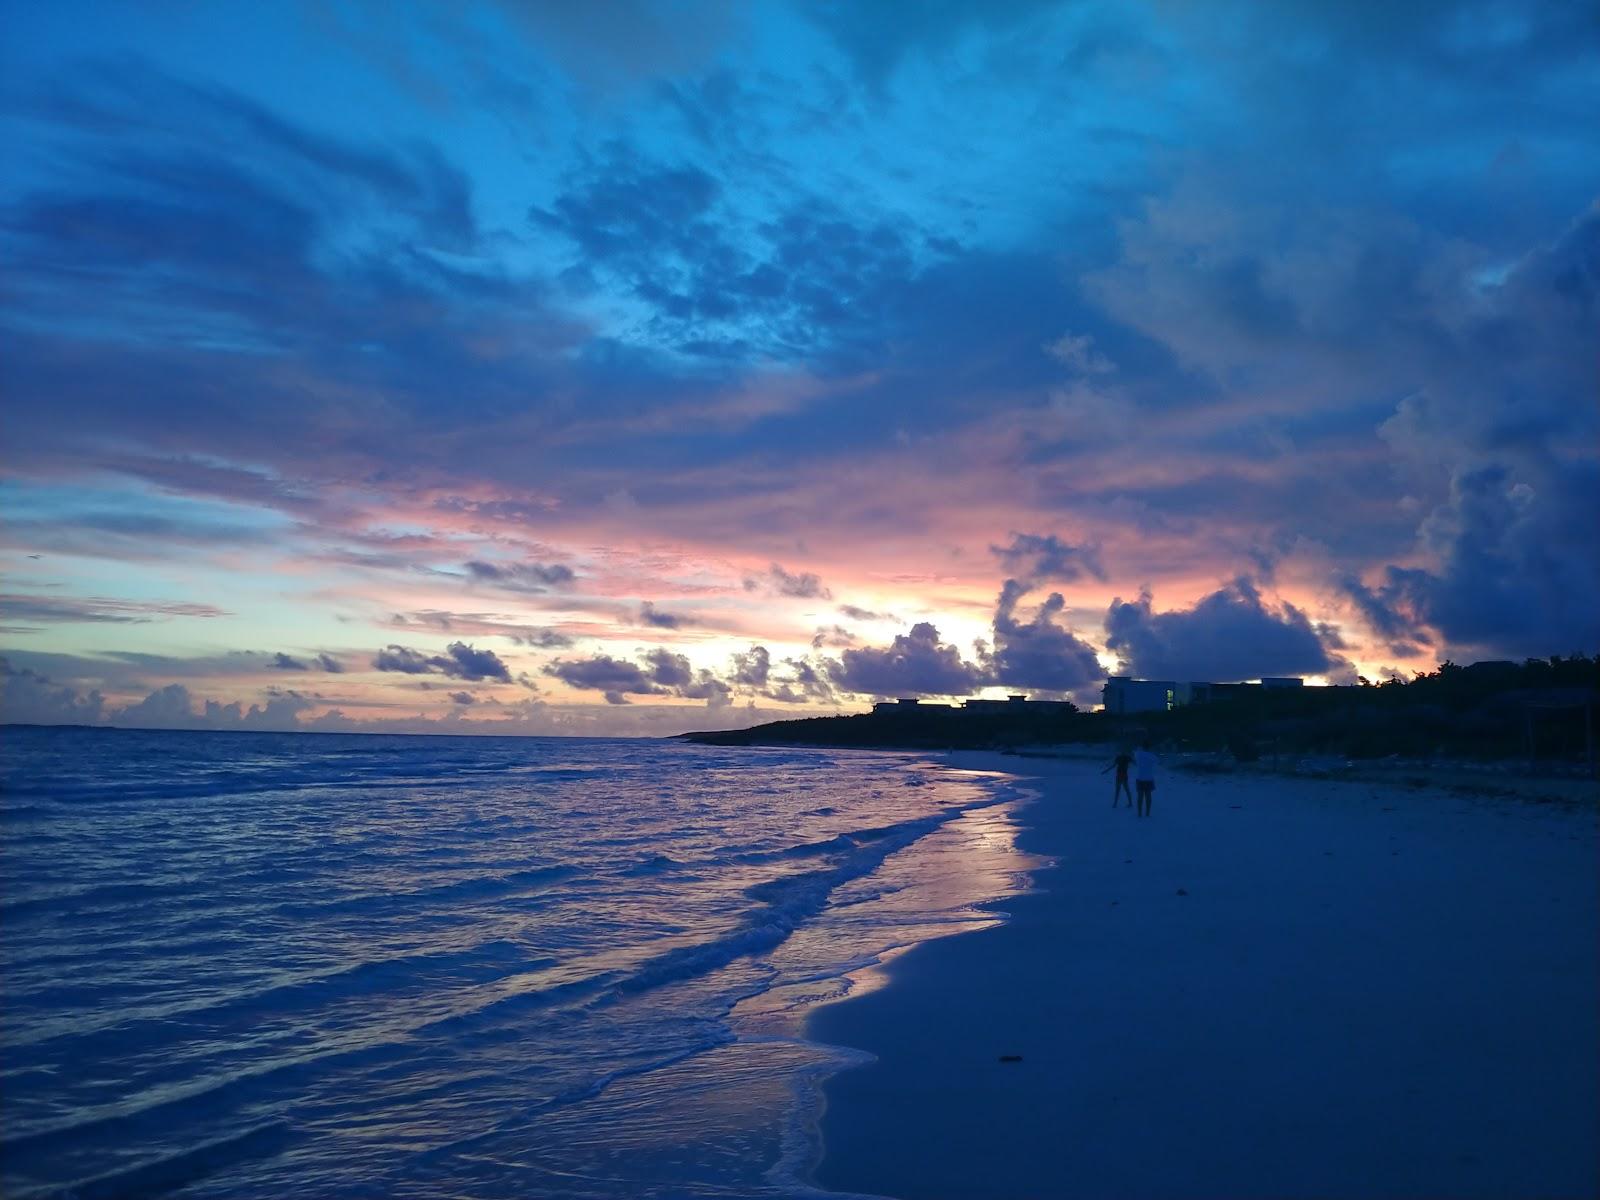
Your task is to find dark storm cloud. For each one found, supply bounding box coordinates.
[1104,579,1334,682]
[1335,206,1600,658]
[825,622,982,697]
[990,534,1106,585]
[986,580,1103,694]
[372,642,513,682]
[464,560,577,591]
[1358,463,1600,658]
[1336,572,1429,659]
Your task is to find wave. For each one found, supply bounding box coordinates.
[33,1119,296,1200]
[1,732,1034,1199]
[608,805,990,1000]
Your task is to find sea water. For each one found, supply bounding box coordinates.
[0,727,1039,1198]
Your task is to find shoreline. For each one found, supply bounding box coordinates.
[804,752,1599,1199]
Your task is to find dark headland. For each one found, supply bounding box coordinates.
[684,656,1599,773]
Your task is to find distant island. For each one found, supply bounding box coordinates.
[685,656,1598,769]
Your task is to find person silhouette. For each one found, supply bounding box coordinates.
[1102,749,1134,807]
[1133,741,1158,818]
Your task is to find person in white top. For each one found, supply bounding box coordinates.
[1133,741,1158,818]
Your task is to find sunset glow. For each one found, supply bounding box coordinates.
[3,2,1596,735]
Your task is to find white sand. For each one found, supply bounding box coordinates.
[809,753,1599,1199]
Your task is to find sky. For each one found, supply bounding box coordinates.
[1,0,1596,736]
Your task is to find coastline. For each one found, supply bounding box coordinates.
[805,751,1599,1199]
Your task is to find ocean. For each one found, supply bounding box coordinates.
[0,727,1038,1198]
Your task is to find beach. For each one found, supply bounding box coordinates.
[810,753,1599,1199]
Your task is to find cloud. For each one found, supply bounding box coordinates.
[449,691,475,705]
[747,562,832,600]
[0,657,106,725]
[270,652,306,670]
[838,604,897,622]
[729,645,771,687]
[990,533,1107,585]
[643,648,731,706]
[543,647,737,707]
[115,684,206,728]
[464,559,576,591]
[767,656,838,705]
[372,641,513,681]
[511,629,576,648]
[532,138,941,360]
[639,600,685,629]
[825,622,983,698]
[987,580,1104,695]
[390,610,577,647]
[0,593,229,629]
[372,645,437,675]
[1336,571,1429,658]
[88,681,317,731]
[543,654,662,705]
[1045,332,1116,375]
[2,9,1593,718]
[811,625,857,649]
[1104,579,1336,681]
[1358,463,1600,658]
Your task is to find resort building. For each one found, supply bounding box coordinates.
[872,694,1076,714]
[1101,675,1303,713]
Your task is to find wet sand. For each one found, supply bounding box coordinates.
[809,753,1599,1199]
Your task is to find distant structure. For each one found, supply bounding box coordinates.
[1101,675,1303,714]
[872,694,1075,714]
[872,697,955,713]
[964,695,1076,713]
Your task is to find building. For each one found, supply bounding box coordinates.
[870,694,1076,714]
[962,695,1077,713]
[1102,677,1178,713]
[871,698,954,713]
[1102,675,1304,713]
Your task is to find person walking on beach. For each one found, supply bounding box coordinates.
[1103,750,1134,807]
[1134,741,1158,818]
